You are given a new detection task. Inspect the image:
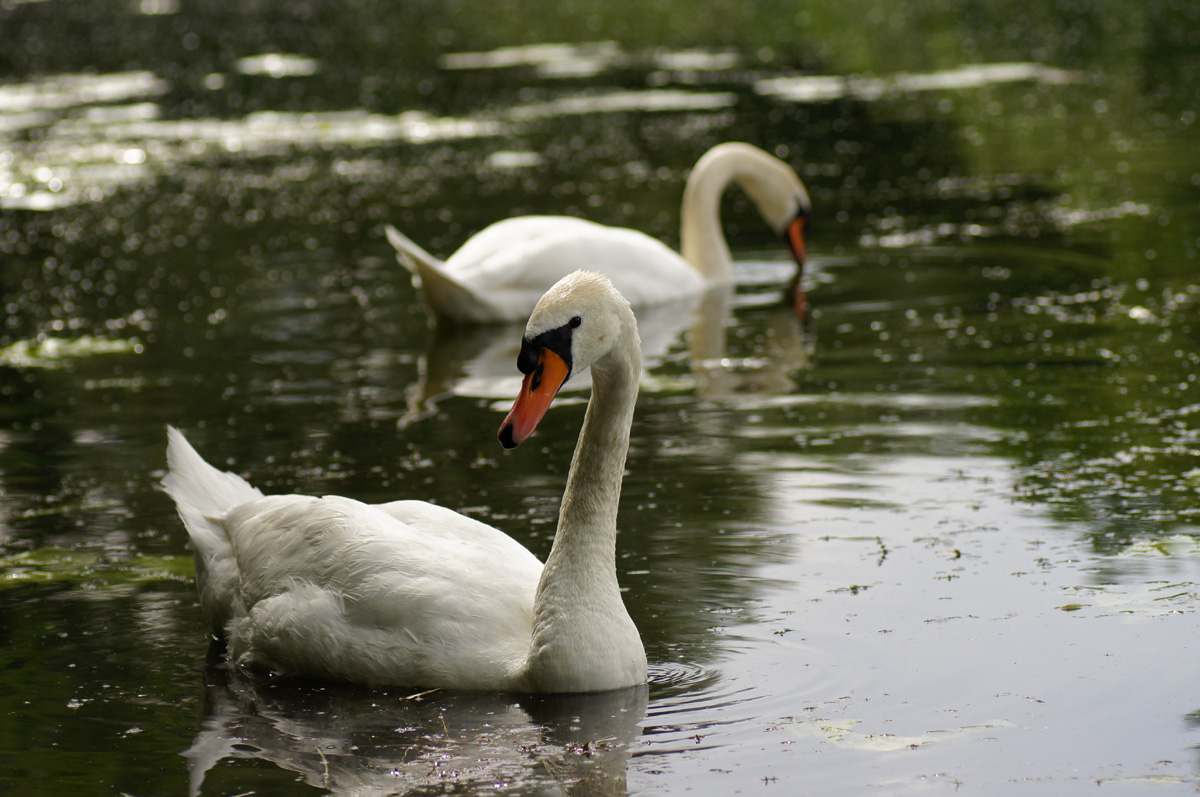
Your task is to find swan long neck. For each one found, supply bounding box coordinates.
[679,143,804,285]
[543,322,639,587]
[679,152,737,283]
[525,309,643,690]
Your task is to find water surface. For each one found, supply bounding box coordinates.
[2,1,1199,794]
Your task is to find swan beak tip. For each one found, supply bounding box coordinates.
[785,214,807,268]
[497,348,570,451]
[498,422,519,449]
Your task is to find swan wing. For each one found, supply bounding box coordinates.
[217,494,541,688]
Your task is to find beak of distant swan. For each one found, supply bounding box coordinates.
[498,348,571,449]
[784,213,811,325]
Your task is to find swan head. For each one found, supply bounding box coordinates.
[498,271,633,449]
[748,154,813,328]
[734,147,811,283]
[754,161,812,329]
[692,142,811,238]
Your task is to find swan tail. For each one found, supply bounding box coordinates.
[385,224,495,322]
[162,426,262,635]
[162,426,263,525]
[384,223,440,277]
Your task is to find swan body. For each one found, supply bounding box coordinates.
[387,216,701,323]
[387,142,811,323]
[163,270,646,693]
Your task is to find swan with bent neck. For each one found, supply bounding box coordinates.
[162,270,646,693]
[386,142,812,323]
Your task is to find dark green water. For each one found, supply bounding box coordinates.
[2,1,1199,794]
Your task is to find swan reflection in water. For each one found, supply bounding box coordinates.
[403,280,813,424]
[687,280,814,399]
[185,645,648,796]
[399,293,699,425]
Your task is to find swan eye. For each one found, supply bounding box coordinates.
[569,316,581,329]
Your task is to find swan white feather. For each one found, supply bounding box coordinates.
[163,270,647,693]
[387,142,810,323]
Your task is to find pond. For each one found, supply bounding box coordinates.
[2,1,1199,794]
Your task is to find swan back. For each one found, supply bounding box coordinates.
[394,217,702,323]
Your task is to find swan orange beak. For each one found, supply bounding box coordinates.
[498,348,571,449]
[785,215,807,269]
[785,215,811,326]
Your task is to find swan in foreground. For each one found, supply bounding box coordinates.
[386,141,811,323]
[162,270,646,693]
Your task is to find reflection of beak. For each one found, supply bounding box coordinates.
[498,348,570,449]
[792,283,811,327]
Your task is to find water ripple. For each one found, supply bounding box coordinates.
[642,662,771,754]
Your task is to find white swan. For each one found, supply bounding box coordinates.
[386,141,811,323]
[162,270,646,693]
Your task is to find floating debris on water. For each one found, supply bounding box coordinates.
[0,336,143,368]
